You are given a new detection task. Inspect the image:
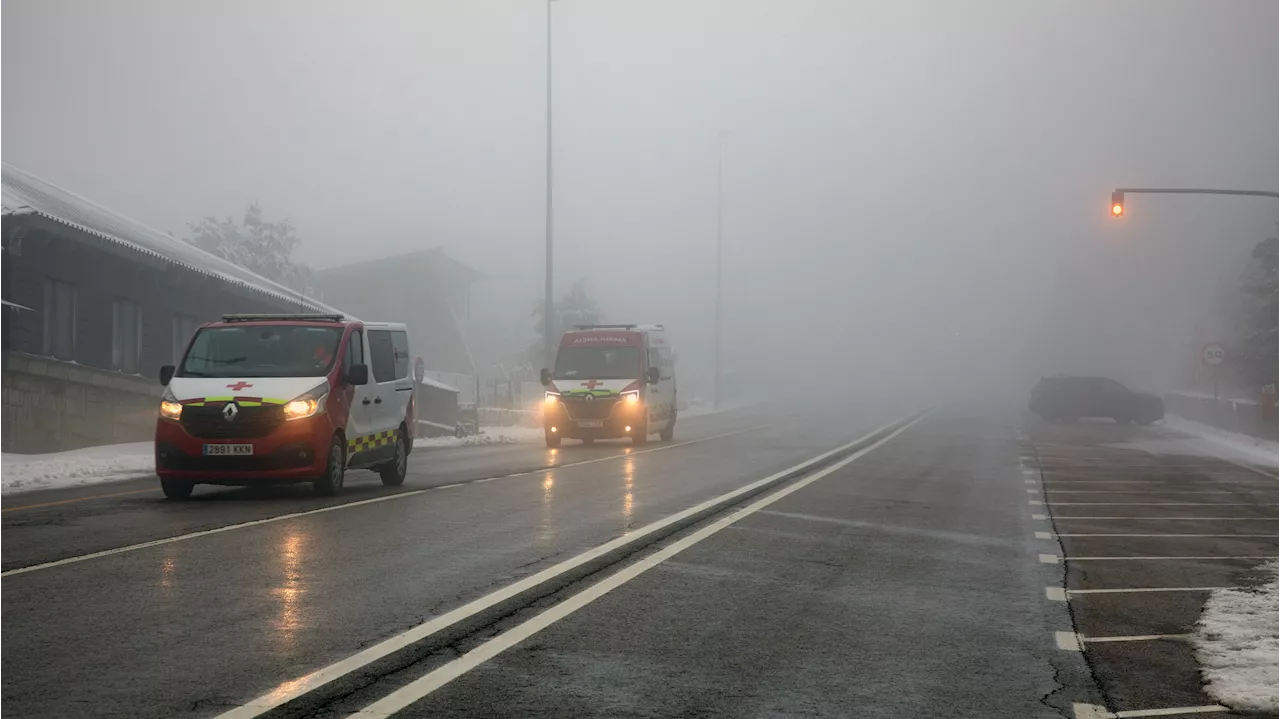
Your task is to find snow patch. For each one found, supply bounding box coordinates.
[414,426,545,449]
[1164,415,1279,469]
[1193,562,1279,713]
[2,442,154,495]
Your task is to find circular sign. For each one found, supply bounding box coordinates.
[414,356,426,382]
[1202,343,1226,367]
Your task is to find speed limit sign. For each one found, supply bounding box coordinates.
[1202,343,1226,367]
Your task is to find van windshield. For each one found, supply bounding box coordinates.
[554,346,642,380]
[178,325,342,378]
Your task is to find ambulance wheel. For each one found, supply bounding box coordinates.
[379,431,408,487]
[160,478,194,500]
[545,431,561,449]
[631,422,649,446]
[313,436,346,496]
[660,415,675,442]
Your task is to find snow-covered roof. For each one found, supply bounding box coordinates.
[1,163,345,315]
[2,299,33,312]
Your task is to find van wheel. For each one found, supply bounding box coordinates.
[313,436,346,496]
[545,431,561,448]
[660,415,675,441]
[631,422,649,446]
[379,432,408,487]
[160,478,194,500]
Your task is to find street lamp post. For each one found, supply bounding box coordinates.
[713,132,724,410]
[543,0,556,368]
[1110,187,1279,217]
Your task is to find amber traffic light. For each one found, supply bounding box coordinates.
[1110,190,1125,218]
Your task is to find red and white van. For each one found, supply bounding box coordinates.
[156,314,416,499]
[540,324,677,447]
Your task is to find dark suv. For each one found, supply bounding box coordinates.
[1029,376,1164,425]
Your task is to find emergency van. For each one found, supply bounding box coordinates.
[155,314,416,499]
[540,324,676,448]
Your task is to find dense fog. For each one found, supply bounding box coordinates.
[4,0,1275,407]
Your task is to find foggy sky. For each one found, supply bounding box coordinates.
[4,0,1276,399]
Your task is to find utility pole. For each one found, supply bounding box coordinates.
[713,132,724,409]
[543,0,556,368]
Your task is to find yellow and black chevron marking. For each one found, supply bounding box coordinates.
[348,429,398,454]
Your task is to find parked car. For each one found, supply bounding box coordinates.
[1029,376,1164,425]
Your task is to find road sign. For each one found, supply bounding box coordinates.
[1202,343,1225,367]
[414,356,425,383]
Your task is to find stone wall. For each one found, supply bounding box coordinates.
[2,352,159,454]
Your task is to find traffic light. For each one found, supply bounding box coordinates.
[1110,190,1125,218]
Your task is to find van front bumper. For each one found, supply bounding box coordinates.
[155,414,332,483]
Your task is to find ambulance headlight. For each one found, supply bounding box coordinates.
[284,384,328,421]
[621,390,641,405]
[544,391,560,405]
[159,388,182,421]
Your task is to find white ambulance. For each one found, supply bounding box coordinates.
[540,324,677,447]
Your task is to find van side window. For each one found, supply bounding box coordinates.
[346,329,364,369]
[368,330,396,383]
[391,331,411,379]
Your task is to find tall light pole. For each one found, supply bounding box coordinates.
[713,131,724,409]
[542,1,557,369]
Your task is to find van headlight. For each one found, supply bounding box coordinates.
[284,384,328,421]
[621,390,641,405]
[159,388,183,421]
[544,391,561,405]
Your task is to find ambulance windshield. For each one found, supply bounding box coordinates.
[553,346,643,380]
[178,325,343,378]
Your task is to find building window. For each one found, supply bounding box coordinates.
[113,298,142,373]
[42,279,77,359]
[172,314,199,365]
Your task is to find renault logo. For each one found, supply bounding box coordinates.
[584,394,595,402]
[222,402,239,422]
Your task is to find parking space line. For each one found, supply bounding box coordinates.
[1039,554,1060,564]
[1066,587,1228,596]
[1055,631,1082,651]
[1065,556,1277,561]
[1053,533,1277,538]
[1032,514,1048,520]
[1029,500,1044,505]
[1035,531,1054,539]
[1115,706,1230,718]
[1081,634,1189,643]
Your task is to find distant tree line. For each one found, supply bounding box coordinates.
[184,202,318,297]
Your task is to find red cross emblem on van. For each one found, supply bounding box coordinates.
[582,380,602,389]
[226,381,254,391]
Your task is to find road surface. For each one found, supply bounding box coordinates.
[3,404,1274,718]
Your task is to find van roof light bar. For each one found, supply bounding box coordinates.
[220,313,346,323]
[572,324,637,330]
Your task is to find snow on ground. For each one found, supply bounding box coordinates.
[1192,562,1279,714]
[2,442,154,495]
[1164,415,1279,468]
[414,426,545,449]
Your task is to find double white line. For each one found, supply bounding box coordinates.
[217,413,922,719]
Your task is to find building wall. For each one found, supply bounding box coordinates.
[1,219,328,453]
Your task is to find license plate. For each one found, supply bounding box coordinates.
[577,420,604,428]
[203,443,253,456]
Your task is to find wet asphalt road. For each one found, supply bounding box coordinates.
[2,405,1270,718]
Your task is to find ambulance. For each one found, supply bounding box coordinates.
[540,324,677,447]
[155,314,415,499]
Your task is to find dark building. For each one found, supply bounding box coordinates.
[315,248,481,379]
[1,163,343,452]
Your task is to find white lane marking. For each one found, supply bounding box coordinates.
[1025,480,1037,485]
[1065,556,1277,561]
[1046,587,1066,601]
[1067,587,1228,596]
[1035,532,1053,539]
[1054,533,1277,538]
[345,418,923,718]
[1043,480,1276,485]
[1039,554,1061,564]
[474,477,498,483]
[1046,502,1280,506]
[434,483,462,490]
[1045,490,1277,494]
[1053,517,1276,521]
[1114,706,1230,718]
[213,415,917,719]
[2,421,779,579]
[1055,631,1082,651]
[1031,514,1048,520]
[1029,500,1044,506]
[1027,489,1039,494]
[1081,634,1189,643]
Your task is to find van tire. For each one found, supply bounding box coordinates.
[379,431,408,486]
[660,414,675,442]
[313,436,346,496]
[545,432,561,448]
[631,421,649,446]
[161,478,194,500]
